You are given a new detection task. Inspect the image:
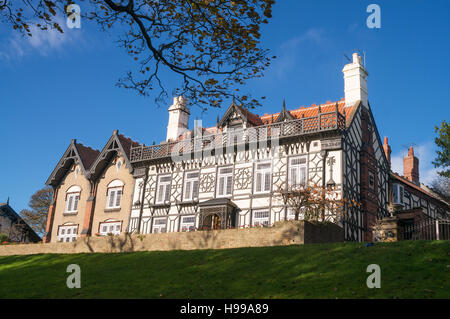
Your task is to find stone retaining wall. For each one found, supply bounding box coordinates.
[0,221,344,256]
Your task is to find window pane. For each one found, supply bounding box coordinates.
[264,172,271,191]
[256,172,262,192]
[67,196,73,212]
[164,185,170,202]
[157,185,164,203]
[218,177,225,196]
[73,195,79,211]
[115,190,122,207]
[226,176,232,195]
[192,180,199,199]
[184,181,191,200]
[109,190,115,208]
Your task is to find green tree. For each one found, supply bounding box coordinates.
[432,120,450,178]
[0,0,275,109]
[19,186,53,236]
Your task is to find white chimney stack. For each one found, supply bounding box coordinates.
[166,96,190,142]
[342,52,368,107]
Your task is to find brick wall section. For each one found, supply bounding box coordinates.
[0,221,344,256]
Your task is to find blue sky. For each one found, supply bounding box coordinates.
[0,0,449,212]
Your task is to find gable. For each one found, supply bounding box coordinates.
[46,140,99,187]
[89,130,139,180]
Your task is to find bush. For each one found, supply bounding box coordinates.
[0,233,9,243]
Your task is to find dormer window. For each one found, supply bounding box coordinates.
[106,180,124,209]
[393,183,404,205]
[65,185,81,214]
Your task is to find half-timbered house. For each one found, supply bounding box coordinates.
[44,52,449,243]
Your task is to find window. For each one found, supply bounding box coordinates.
[393,183,404,205]
[289,156,307,188]
[156,175,171,204]
[217,167,233,197]
[252,210,270,227]
[286,208,305,221]
[183,172,199,201]
[152,218,167,233]
[180,216,195,232]
[99,221,122,235]
[254,162,271,194]
[65,185,81,214]
[58,225,78,242]
[106,180,124,209]
[107,188,122,209]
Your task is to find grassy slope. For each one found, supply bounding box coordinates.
[0,240,449,299]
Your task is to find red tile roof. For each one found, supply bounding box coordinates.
[260,99,356,126]
[172,98,358,142]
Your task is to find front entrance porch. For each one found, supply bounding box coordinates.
[198,198,238,230]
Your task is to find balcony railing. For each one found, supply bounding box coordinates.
[130,110,346,163]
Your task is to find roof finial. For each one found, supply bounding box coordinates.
[7,197,9,205]
[282,99,286,110]
[216,114,220,128]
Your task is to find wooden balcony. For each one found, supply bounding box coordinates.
[130,110,346,163]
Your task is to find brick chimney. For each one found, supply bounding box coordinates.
[342,52,368,107]
[403,147,419,184]
[383,137,391,167]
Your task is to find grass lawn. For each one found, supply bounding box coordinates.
[0,240,449,298]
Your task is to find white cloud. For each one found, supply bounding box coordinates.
[390,141,439,186]
[0,17,81,60]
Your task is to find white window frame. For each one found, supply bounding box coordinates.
[152,218,167,233]
[180,215,196,232]
[216,167,233,198]
[183,171,199,201]
[106,187,123,209]
[156,175,171,204]
[288,156,307,188]
[393,183,404,205]
[252,210,270,227]
[65,192,80,214]
[254,162,272,194]
[57,225,78,242]
[99,221,122,235]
